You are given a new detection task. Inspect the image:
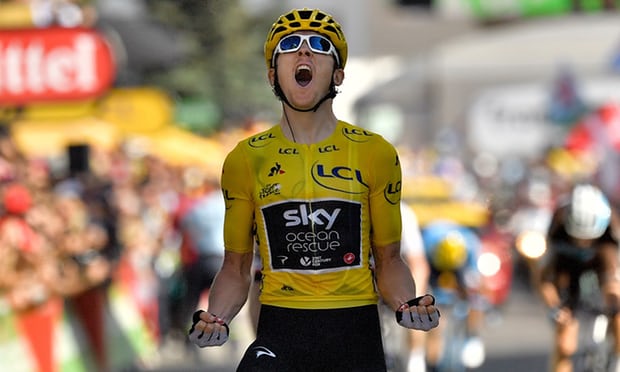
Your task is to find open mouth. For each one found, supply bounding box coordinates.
[295,65,312,87]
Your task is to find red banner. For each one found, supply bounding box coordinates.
[0,27,115,105]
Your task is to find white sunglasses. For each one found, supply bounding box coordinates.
[273,34,339,66]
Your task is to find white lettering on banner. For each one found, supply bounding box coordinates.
[467,80,620,158]
[0,35,97,95]
[467,85,560,158]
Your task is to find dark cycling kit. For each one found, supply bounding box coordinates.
[540,204,619,311]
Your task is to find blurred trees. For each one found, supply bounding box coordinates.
[142,0,280,128]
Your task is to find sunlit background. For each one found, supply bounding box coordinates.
[1,0,620,371]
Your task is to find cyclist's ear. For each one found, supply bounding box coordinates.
[333,69,344,86]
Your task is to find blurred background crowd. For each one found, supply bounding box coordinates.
[2,0,620,371]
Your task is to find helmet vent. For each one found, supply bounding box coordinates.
[298,10,313,19]
[324,26,340,38]
[268,26,288,43]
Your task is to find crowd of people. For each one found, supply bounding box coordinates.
[0,122,236,371]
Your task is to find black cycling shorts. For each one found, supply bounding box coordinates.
[236,304,387,372]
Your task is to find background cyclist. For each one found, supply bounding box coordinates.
[536,183,620,372]
[421,219,488,372]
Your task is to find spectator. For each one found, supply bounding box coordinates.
[168,167,225,349]
[0,182,63,372]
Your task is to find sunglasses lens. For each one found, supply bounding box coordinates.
[279,35,301,52]
[309,36,332,53]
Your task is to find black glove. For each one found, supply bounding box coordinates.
[188,310,230,347]
[395,294,440,331]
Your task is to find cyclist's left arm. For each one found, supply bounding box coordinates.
[597,207,620,312]
[367,141,415,311]
[367,140,438,330]
[373,240,440,331]
[373,240,417,311]
[597,238,620,314]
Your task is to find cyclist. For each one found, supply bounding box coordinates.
[188,8,439,371]
[536,183,620,372]
[421,220,488,372]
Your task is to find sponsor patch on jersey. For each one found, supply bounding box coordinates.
[248,132,277,148]
[261,199,362,271]
[259,183,281,199]
[342,126,374,143]
[318,144,340,153]
[223,189,235,210]
[383,180,401,205]
[278,147,299,155]
[311,162,368,195]
[268,162,285,176]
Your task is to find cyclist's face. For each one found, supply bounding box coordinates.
[268,32,343,106]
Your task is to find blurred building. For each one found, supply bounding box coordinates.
[256,1,620,164]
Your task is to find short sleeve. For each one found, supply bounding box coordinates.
[221,144,255,254]
[368,140,402,247]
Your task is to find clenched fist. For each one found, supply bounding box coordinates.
[395,294,440,331]
[188,310,230,347]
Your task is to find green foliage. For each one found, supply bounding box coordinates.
[144,0,280,126]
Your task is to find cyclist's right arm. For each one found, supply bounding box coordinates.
[189,144,256,347]
[536,252,575,324]
[208,145,256,323]
[206,250,254,323]
[536,245,560,309]
[189,250,253,347]
[536,208,570,321]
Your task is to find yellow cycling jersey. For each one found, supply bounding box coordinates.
[221,121,402,309]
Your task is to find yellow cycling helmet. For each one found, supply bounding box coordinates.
[432,231,468,271]
[264,8,348,69]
